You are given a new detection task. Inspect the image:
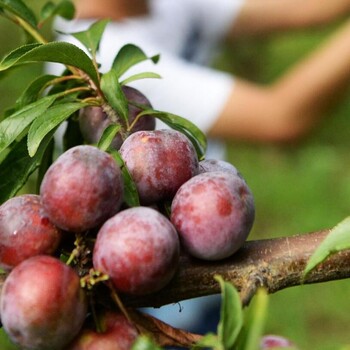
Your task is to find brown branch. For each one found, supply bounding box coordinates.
[0,229,349,311]
[122,229,350,307]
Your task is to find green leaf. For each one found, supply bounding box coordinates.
[0,133,54,204]
[101,70,128,123]
[120,71,161,86]
[15,74,57,109]
[97,124,121,152]
[0,42,99,84]
[243,288,269,350]
[131,335,162,350]
[27,102,87,157]
[0,0,37,28]
[193,333,221,349]
[63,117,84,151]
[112,44,160,78]
[0,95,56,154]
[215,275,243,350]
[40,0,75,24]
[109,149,140,207]
[139,109,207,160]
[71,19,109,56]
[36,137,54,193]
[304,217,350,278]
[0,328,20,350]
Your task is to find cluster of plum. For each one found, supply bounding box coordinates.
[0,87,255,350]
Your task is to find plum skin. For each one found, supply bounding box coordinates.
[93,206,180,295]
[67,311,138,350]
[79,85,155,149]
[119,129,199,205]
[40,145,123,232]
[0,194,61,270]
[0,255,87,350]
[171,171,255,260]
[199,158,240,176]
[260,334,297,349]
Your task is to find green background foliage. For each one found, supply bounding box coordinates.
[0,2,350,349]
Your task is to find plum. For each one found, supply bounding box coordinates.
[67,311,138,350]
[199,158,240,176]
[93,206,180,295]
[40,145,123,232]
[119,129,199,205]
[171,171,255,260]
[79,85,155,149]
[0,255,87,350]
[260,334,298,349]
[0,194,61,270]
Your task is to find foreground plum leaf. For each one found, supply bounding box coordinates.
[215,275,243,350]
[242,288,268,350]
[120,71,162,86]
[109,149,140,207]
[0,95,56,154]
[71,18,110,56]
[0,133,54,204]
[100,70,129,123]
[98,123,122,151]
[27,101,87,157]
[112,43,160,78]
[0,42,99,84]
[304,216,350,277]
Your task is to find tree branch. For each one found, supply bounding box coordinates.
[123,229,350,307]
[1,229,349,311]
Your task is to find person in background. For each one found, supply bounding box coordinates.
[49,0,350,334]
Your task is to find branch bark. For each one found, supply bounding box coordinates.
[1,228,349,310]
[122,228,350,307]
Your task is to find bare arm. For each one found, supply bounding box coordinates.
[209,19,350,142]
[230,0,350,38]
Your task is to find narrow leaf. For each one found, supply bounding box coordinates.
[243,288,268,350]
[27,102,87,157]
[0,0,37,28]
[63,117,85,151]
[193,333,221,349]
[0,327,20,350]
[109,149,140,207]
[131,335,162,350]
[100,70,128,123]
[0,133,54,204]
[139,109,207,160]
[120,71,161,86]
[97,124,121,152]
[304,217,350,278]
[0,95,56,154]
[71,19,109,55]
[215,275,243,350]
[112,44,160,78]
[0,42,99,84]
[15,74,57,109]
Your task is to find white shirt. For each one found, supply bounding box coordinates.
[50,0,245,160]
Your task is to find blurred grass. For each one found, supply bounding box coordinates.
[219,23,350,350]
[0,4,350,350]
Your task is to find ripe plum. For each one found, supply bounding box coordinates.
[0,255,87,350]
[93,206,180,295]
[119,129,199,204]
[171,171,255,260]
[79,86,155,149]
[40,145,123,232]
[68,311,138,350]
[0,194,61,270]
